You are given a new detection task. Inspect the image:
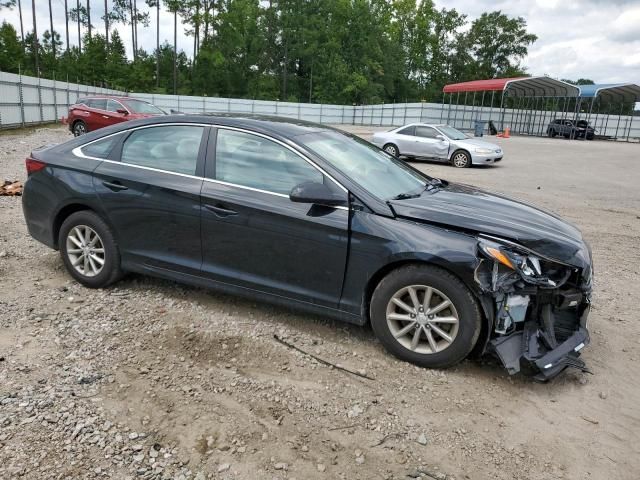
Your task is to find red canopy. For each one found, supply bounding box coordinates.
[443,77,528,93]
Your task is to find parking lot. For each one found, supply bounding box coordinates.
[1,125,639,480]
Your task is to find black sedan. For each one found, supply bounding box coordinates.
[22,115,593,379]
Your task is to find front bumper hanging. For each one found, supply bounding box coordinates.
[490,322,590,381]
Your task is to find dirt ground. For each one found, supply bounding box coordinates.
[1,125,639,480]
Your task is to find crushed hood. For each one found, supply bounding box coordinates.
[390,182,590,267]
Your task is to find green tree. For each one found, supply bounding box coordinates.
[0,21,24,73]
[41,29,63,75]
[105,30,128,88]
[453,11,537,81]
[562,78,595,85]
[0,0,539,104]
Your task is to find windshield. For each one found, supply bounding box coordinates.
[437,125,468,140]
[122,99,165,115]
[296,130,427,200]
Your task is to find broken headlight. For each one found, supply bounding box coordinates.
[478,238,570,288]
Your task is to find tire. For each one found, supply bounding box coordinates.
[59,210,123,288]
[370,264,482,369]
[73,120,87,136]
[548,129,557,138]
[383,143,399,157]
[451,150,471,168]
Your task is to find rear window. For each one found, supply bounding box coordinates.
[120,125,204,175]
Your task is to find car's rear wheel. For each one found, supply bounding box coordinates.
[370,265,481,369]
[383,143,399,157]
[451,150,471,168]
[548,129,557,138]
[73,120,87,136]
[59,211,123,288]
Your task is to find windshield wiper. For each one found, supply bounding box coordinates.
[391,192,421,200]
[392,178,446,200]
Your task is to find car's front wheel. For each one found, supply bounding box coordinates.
[383,143,399,157]
[72,120,87,136]
[59,211,123,288]
[370,265,482,369]
[451,150,471,168]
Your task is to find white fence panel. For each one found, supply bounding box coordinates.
[1,71,638,141]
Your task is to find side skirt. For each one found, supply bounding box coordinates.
[124,262,365,326]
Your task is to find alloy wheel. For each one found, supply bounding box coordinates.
[66,225,105,277]
[385,145,398,156]
[73,122,86,136]
[386,285,459,354]
[452,152,469,168]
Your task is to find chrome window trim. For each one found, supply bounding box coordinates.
[71,122,350,210]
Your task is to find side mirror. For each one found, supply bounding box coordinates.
[436,135,446,141]
[116,109,129,115]
[289,181,347,207]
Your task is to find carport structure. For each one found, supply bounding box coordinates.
[441,76,580,136]
[577,83,640,141]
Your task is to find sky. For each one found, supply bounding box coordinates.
[432,0,640,84]
[2,0,639,85]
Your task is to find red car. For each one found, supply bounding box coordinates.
[67,96,166,136]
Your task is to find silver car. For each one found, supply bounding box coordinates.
[371,124,503,168]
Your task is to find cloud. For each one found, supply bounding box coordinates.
[434,0,640,83]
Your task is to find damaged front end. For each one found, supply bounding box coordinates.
[475,235,593,381]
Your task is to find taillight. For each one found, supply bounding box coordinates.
[26,157,47,174]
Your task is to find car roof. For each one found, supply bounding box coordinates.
[77,96,144,102]
[74,113,335,140]
[398,123,446,128]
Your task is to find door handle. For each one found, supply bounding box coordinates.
[102,115,109,119]
[204,203,238,217]
[102,181,128,191]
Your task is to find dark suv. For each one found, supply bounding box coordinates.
[547,119,595,140]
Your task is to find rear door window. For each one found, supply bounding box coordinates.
[120,125,204,175]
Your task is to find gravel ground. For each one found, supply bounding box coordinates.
[1,125,639,480]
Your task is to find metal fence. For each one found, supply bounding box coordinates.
[134,93,640,140]
[0,71,123,129]
[440,103,640,140]
[132,92,357,124]
[1,71,639,140]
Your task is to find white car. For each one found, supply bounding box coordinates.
[371,124,503,168]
